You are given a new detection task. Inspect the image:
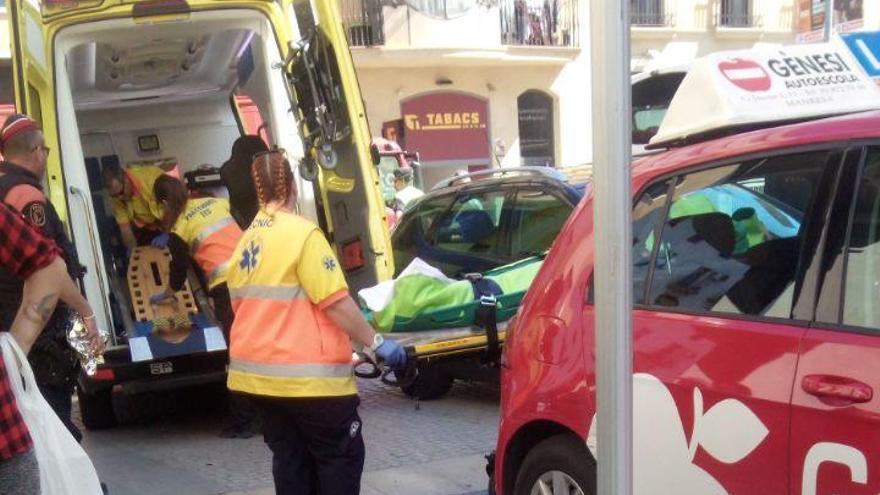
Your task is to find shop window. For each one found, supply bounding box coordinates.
[517,90,554,167]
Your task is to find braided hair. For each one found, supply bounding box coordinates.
[251,150,295,215]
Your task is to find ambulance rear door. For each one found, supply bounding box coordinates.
[281,0,393,293]
[9,0,117,343]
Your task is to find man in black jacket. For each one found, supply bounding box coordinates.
[0,114,84,441]
[220,135,268,229]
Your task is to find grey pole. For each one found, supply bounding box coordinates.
[824,0,833,41]
[590,0,633,494]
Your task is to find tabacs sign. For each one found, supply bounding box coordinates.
[650,42,880,148]
[400,92,490,163]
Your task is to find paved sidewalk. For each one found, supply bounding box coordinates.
[223,454,489,495]
[82,378,498,495]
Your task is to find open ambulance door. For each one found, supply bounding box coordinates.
[9,0,118,344]
[281,0,394,292]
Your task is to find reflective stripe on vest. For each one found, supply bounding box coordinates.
[229,284,307,301]
[206,260,230,289]
[229,360,352,378]
[191,217,237,254]
[174,199,241,289]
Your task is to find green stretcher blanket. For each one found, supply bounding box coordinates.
[358,256,543,333]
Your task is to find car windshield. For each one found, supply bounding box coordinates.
[392,181,584,277]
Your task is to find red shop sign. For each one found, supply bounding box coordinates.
[401,92,490,162]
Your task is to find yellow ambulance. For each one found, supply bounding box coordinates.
[9,0,392,428]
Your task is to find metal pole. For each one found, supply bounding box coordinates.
[590,0,633,494]
[824,0,833,41]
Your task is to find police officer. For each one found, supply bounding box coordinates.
[0,114,84,441]
[227,149,407,494]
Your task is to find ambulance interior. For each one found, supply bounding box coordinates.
[52,11,308,343]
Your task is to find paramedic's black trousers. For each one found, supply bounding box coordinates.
[256,394,364,495]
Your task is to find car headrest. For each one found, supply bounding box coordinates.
[457,209,495,243]
[688,212,735,257]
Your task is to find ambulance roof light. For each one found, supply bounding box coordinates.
[647,41,880,149]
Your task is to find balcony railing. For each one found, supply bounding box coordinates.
[630,0,673,27]
[631,11,674,27]
[339,0,385,47]
[500,0,580,47]
[716,11,762,28]
[339,0,579,48]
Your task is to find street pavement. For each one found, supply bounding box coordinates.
[79,377,499,495]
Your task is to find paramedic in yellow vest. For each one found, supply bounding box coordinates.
[226,149,407,495]
[150,175,259,438]
[149,175,241,331]
[101,162,167,251]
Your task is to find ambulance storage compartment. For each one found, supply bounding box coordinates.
[492,41,880,495]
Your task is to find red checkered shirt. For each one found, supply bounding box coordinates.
[0,202,60,460]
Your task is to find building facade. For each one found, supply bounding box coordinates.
[340,0,590,187]
[3,1,880,184]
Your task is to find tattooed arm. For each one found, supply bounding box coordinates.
[10,257,99,353]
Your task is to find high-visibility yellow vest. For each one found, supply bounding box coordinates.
[110,166,165,229]
[172,198,241,289]
[226,209,356,398]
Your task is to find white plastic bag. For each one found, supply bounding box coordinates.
[0,333,103,495]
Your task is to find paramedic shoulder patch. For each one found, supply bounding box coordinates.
[322,255,337,272]
[22,201,47,227]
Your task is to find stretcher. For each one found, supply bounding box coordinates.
[126,246,226,362]
[356,295,507,389]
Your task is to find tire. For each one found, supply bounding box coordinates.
[77,386,117,430]
[399,365,454,400]
[514,434,596,495]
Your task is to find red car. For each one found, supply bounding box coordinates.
[493,43,880,494]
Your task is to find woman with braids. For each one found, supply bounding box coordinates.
[151,175,258,438]
[226,149,407,495]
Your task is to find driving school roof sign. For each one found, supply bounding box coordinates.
[650,42,880,148]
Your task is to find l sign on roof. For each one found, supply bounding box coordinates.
[650,42,880,148]
[841,31,880,79]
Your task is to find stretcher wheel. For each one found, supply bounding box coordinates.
[399,364,453,400]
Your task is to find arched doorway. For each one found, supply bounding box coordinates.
[517,90,555,167]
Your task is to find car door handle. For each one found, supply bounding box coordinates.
[802,375,873,404]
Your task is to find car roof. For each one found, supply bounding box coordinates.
[633,109,880,185]
[420,172,586,205]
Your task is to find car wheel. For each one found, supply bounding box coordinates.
[514,434,595,495]
[399,365,454,400]
[77,386,117,430]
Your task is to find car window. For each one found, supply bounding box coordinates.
[509,189,572,258]
[391,194,455,275]
[647,151,827,317]
[632,179,674,304]
[631,72,686,145]
[431,190,508,258]
[842,150,880,328]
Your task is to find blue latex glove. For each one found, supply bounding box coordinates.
[150,291,173,305]
[151,232,170,249]
[375,338,407,370]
